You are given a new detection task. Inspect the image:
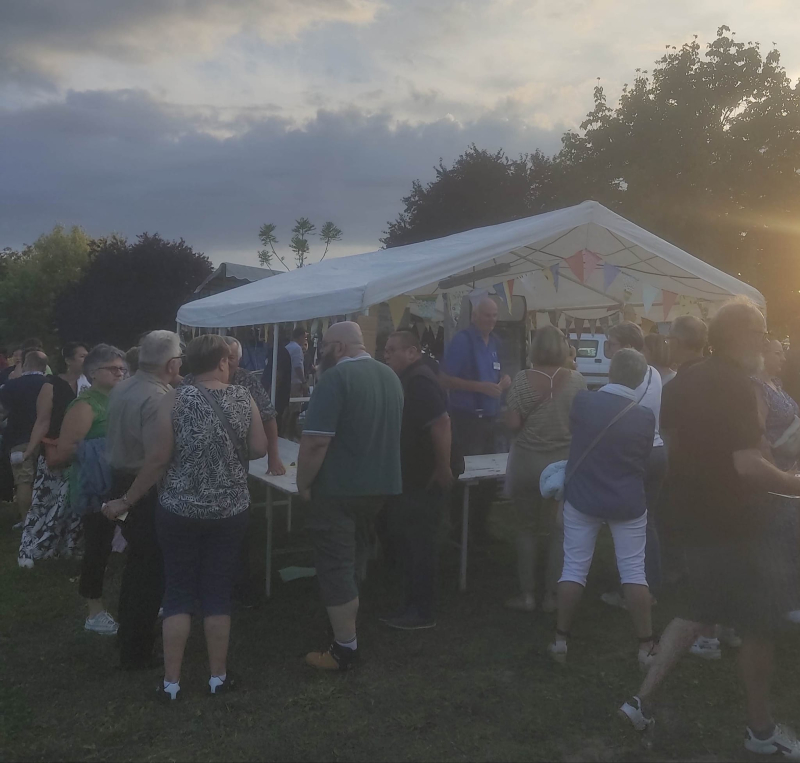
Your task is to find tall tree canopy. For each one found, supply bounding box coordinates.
[384,28,800,328]
[55,233,212,348]
[0,225,91,347]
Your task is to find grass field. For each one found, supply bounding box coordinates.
[3,496,800,763]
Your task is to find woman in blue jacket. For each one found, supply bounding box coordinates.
[548,348,657,668]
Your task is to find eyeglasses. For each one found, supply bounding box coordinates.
[170,355,186,362]
[97,366,126,376]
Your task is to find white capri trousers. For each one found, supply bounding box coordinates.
[559,501,648,587]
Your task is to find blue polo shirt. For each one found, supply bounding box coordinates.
[442,324,503,417]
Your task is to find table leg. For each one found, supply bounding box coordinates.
[266,485,273,599]
[459,484,470,592]
[287,495,292,533]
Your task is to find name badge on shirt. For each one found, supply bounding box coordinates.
[493,361,501,371]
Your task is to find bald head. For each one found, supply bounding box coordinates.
[23,350,48,373]
[472,296,499,338]
[319,321,367,372]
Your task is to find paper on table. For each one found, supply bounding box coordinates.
[278,566,317,582]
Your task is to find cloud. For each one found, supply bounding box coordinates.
[0,0,379,87]
[0,89,562,264]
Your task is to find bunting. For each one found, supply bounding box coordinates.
[641,317,656,334]
[574,318,586,338]
[516,272,536,302]
[548,310,561,327]
[598,315,610,332]
[388,295,410,328]
[661,290,678,321]
[604,264,621,291]
[492,283,509,312]
[583,250,603,281]
[542,266,554,288]
[642,284,660,316]
[589,318,598,336]
[565,251,584,282]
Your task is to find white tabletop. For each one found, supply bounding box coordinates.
[249,440,508,495]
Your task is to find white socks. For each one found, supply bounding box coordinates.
[336,635,358,651]
[209,674,227,693]
[163,680,180,699]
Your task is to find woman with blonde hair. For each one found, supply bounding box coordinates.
[504,325,587,612]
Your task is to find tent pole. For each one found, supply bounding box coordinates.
[271,323,279,404]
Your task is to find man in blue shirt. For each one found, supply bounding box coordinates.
[440,297,511,541]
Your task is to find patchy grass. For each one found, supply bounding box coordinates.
[2,497,800,762]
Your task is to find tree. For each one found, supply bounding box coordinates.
[55,233,212,348]
[382,146,559,248]
[0,225,91,347]
[257,218,343,269]
[557,27,800,327]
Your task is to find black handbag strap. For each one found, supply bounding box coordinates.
[196,384,249,473]
[564,400,636,486]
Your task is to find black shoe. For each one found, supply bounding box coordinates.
[383,608,436,631]
[209,673,237,696]
[305,641,358,671]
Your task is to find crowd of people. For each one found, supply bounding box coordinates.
[3,294,800,759]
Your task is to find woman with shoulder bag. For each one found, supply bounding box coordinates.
[104,334,268,701]
[548,349,657,668]
[504,326,587,613]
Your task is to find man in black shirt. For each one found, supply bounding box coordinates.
[620,299,800,759]
[383,331,452,630]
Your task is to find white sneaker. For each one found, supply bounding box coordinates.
[689,636,721,660]
[745,724,800,760]
[17,557,34,569]
[717,626,742,648]
[619,696,655,732]
[547,640,568,664]
[600,591,628,610]
[85,611,119,636]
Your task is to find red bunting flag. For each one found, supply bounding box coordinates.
[565,251,584,282]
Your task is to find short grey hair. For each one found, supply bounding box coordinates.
[222,335,242,358]
[138,330,181,372]
[84,343,125,380]
[609,348,648,390]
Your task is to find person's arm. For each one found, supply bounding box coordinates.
[102,393,175,520]
[247,397,269,461]
[428,413,453,490]
[296,435,331,501]
[439,372,503,398]
[262,415,285,475]
[51,402,94,467]
[734,448,800,495]
[24,383,54,459]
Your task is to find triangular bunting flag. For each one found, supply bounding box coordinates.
[550,264,560,291]
[565,251,585,282]
[583,250,603,281]
[642,284,660,316]
[388,295,410,328]
[641,317,656,334]
[548,310,561,327]
[604,264,621,291]
[468,288,489,309]
[563,314,573,332]
[588,319,598,336]
[661,290,678,321]
[574,318,586,337]
[502,280,514,311]
[598,315,610,331]
[493,283,509,313]
[542,267,554,287]
[506,279,514,298]
[516,273,536,301]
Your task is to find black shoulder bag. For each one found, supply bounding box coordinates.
[196,385,250,473]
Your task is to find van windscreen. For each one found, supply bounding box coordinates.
[570,339,599,359]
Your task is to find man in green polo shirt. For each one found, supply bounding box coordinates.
[297,320,403,671]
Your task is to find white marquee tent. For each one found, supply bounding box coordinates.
[177,201,764,332]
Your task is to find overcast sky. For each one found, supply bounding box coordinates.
[2,0,798,266]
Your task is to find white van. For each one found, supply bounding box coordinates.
[569,333,611,389]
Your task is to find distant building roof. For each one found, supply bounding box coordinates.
[194,262,281,298]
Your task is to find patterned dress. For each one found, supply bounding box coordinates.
[160,385,252,520]
[18,376,82,562]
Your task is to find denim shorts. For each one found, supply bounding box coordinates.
[156,505,249,618]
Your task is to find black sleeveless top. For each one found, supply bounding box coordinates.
[46,375,77,439]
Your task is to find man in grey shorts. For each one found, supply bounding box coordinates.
[619,298,800,760]
[297,321,403,671]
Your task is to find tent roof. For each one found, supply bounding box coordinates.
[177,201,764,327]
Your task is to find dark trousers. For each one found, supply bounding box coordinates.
[644,446,668,593]
[450,411,497,539]
[115,472,164,667]
[79,511,115,600]
[388,488,443,619]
